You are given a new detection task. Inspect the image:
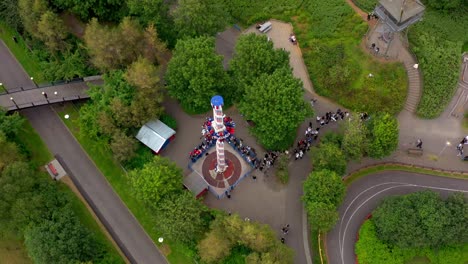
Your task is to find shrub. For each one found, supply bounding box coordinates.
[367,113,399,158]
[160,113,177,130]
[312,142,347,176]
[275,154,289,184]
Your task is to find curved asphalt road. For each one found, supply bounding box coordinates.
[327,171,468,264]
[0,40,166,264]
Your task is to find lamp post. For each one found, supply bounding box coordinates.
[10,97,18,108]
[30,77,36,87]
[437,141,451,157]
[54,91,58,96]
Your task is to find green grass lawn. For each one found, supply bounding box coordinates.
[13,119,124,263]
[0,21,46,84]
[56,103,194,263]
[291,0,407,115]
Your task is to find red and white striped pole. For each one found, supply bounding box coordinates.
[211,96,227,173]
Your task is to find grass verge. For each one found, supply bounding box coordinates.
[14,119,124,263]
[0,21,45,84]
[310,229,327,264]
[344,164,468,186]
[56,103,194,263]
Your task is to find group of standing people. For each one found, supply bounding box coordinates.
[457,136,468,159]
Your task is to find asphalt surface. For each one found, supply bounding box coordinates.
[327,171,468,264]
[0,40,166,263]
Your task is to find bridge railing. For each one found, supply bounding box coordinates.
[6,95,89,111]
[0,75,101,96]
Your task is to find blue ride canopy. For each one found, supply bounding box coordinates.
[211,95,224,107]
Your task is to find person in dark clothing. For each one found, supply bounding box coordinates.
[416,139,423,149]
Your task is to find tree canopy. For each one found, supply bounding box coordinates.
[79,59,164,161]
[50,0,127,22]
[166,36,230,113]
[239,67,311,150]
[303,169,346,232]
[84,17,166,71]
[129,156,183,206]
[198,214,294,263]
[126,0,176,47]
[367,113,399,158]
[154,192,210,245]
[230,34,290,99]
[172,0,229,37]
[24,208,103,264]
[312,142,347,176]
[342,113,368,161]
[373,191,468,249]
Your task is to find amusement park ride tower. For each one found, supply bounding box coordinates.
[211,95,228,173]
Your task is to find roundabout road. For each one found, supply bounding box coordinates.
[326,171,468,264]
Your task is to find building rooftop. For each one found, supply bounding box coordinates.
[135,119,176,153]
[379,0,425,23]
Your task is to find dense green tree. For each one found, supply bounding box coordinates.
[230,34,290,98]
[305,202,339,232]
[342,113,368,161]
[198,214,293,263]
[198,227,232,263]
[239,67,311,150]
[444,193,468,244]
[24,208,102,264]
[84,18,166,71]
[424,0,464,11]
[37,11,69,53]
[0,161,34,232]
[18,0,48,38]
[154,192,210,245]
[50,0,126,22]
[124,57,165,127]
[0,0,22,31]
[367,113,399,158]
[172,0,229,37]
[129,156,183,205]
[373,191,467,249]
[303,169,345,231]
[166,36,230,113]
[0,110,23,137]
[80,62,163,151]
[0,132,21,171]
[126,0,176,46]
[320,131,343,148]
[110,132,137,163]
[40,47,96,81]
[312,142,347,175]
[303,169,345,208]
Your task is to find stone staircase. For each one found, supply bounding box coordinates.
[402,60,422,113]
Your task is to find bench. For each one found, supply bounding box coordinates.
[258,22,272,33]
[407,148,423,156]
[47,163,59,176]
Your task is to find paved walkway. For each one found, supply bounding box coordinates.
[0,39,167,264]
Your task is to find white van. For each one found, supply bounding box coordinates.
[258,22,272,33]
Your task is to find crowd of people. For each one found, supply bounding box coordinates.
[291,109,351,161]
[457,136,468,160]
[189,116,236,162]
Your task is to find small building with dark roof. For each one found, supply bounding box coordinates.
[135,119,176,154]
[374,0,425,32]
